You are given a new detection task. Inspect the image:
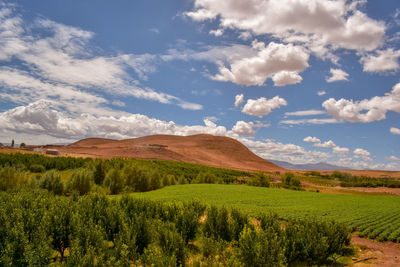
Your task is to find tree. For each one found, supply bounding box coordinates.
[19,143,25,148]
[67,169,93,195]
[93,160,105,185]
[38,170,64,195]
[104,168,124,194]
[11,139,14,148]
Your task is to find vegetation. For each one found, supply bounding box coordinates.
[132,184,400,242]
[0,190,351,266]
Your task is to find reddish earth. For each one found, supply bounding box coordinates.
[352,235,400,267]
[57,134,285,172]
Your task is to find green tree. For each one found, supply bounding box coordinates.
[38,170,64,195]
[19,143,25,148]
[93,160,105,185]
[11,139,14,148]
[104,168,124,194]
[67,169,93,195]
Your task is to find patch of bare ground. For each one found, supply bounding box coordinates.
[351,235,400,267]
[53,134,286,172]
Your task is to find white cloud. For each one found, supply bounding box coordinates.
[304,136,321,143]
[231,121,255,135]
[323,82,400,123]
[0,9,201,111]
[326,68,349,83]
[242,96,287,117]
[212,41,309,86]
[234,94,244,107]
[0,100,222,142]
[209,29,223,36]
[285,110,325,116]
[272,71,303,86]
[317,90,326,96]
[314,140,336,148]
[240,138,330,165]
[389,156,400,161]
[186,0,386,54]
[360,49,400,73]
[391,127,400,135]
[354,148,371,159]
[280,118,338,125]
[333,146,350,154]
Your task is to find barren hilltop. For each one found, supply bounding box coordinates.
[60,134,284,172]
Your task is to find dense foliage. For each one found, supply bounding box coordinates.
[0,190,351,266]
[133,184,400,243]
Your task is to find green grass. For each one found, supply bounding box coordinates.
[131,184,400,241]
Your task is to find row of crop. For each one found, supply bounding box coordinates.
[0,190,351,266]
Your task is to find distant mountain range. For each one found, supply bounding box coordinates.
[269,159,351,171]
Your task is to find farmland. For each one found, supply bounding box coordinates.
[131,184,400,242]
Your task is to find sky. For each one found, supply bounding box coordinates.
[0,0,399,170]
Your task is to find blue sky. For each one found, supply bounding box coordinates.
[0,0,399,170]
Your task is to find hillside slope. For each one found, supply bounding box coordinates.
[64,134,284,172]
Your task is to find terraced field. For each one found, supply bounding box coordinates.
[131,184,400,242]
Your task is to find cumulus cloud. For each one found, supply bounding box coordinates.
[272,71,303,86]
[234,94,244,107]
[314,140,336,148]
[0,100,222,141]
[318,90,326,96]
[360,49,400,73]
[209,28,223,36]
[231,121,255,135]
[186,0,386,54]
[304,136,321,143]
[285,110,325,116]
[242,96,287,117]
[326,68,349,83]
[212,41,309,86]
[323,82,400,123]
[391,127,400,135]
[333,146,350,154]
[354,148,371,159]
[389,156,400,161]
[0,8,201,112]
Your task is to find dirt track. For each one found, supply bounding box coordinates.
[352,236,400,267]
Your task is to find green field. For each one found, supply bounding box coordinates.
[131,184,400,242]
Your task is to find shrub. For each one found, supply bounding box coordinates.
[248,172,270,187]
[281,173,301,187]
[38,170,64,195]
[29,164,45,173]
[0,167,18,191]
[238,225,286,267]
[104,168,124,194]
[67,169,93,195]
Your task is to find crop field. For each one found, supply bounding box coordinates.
[132,184,400,242]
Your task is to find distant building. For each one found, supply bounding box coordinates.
[46,149,60,155]
[33,148,43,153]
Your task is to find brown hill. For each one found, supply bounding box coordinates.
[63,134,284,172]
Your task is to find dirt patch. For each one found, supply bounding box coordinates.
[351,235,400,267]
[53,134,286,172]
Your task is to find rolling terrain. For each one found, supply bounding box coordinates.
[58,134,285,172]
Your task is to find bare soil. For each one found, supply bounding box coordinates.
[56,134,286,172]
[351,235,400,267]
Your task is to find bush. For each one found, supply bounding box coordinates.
[248,172,270,187]
[29,164,45,173]
[104,168,124,194]
[281,173,301,188]
[67,169,93,195]
[0,167,18,191]
[38,170,64,195]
